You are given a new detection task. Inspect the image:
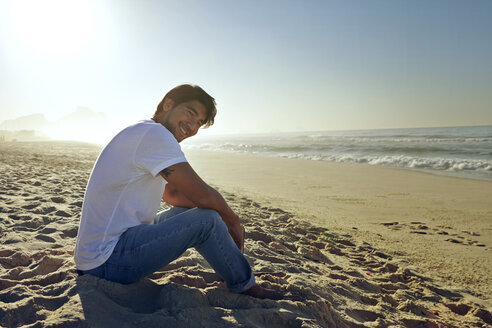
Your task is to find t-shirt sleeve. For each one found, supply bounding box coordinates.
[134,125,187,177]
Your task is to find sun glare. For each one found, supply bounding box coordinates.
[7,0,95,57]
[45,124,115,146]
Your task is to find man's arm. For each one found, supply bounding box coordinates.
[159,162,244,250]
[162,182,196,208]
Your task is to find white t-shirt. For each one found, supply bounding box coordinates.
[74,120,187,270]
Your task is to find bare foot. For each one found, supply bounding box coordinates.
[243,284,283,300]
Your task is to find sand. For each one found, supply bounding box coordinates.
[185,150,492,303]
[0,141,491,328]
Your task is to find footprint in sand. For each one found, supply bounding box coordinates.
[54,210,71,218]
[427,285,462,299]
[380,262,399,273]
[445,238,467,245]
[21,203,40,210]
[0,250,32,268]
[3,254,66,281]
[0,285,31,303]
[60,225,78,238]
[8,214,27,221]
[329,273,349,281]
[11,217,44,230]
[50,196,66,204]
[309,241,326,249]
[401,318,438,328]
[249,248,289,264]
[0,294,70,327]
[381,221,399,227]
[359,295,378,306]
[297,245,332,264]
[3,235,24,244]
[462,230,480,237]
[381,294,399,307]
[335,239,356,247]
[247,230,274,243]
[345,308,383,323]
[35,234,57,243]
[350,278,382,294]
[33,206,57,215]
[326,244,345,256]
[38,227,57,234]
[70,200,83,208]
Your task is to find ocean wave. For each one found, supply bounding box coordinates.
[184,141,492,157]
[289,126,492,142]
[291,135,492,143]
[182,126,492,180]
[278,153,492,172]
[184,143,492,173]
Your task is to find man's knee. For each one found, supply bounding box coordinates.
[199,208,221,221]
[198,209,226,229]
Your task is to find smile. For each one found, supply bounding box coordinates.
[179,124,188,137]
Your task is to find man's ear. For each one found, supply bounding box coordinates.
[163,98,175,112]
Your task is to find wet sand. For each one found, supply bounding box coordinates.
[0,142,491,327]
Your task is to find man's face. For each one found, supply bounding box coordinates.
[161,100,207,142]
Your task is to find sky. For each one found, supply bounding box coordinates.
[0,0,491,141]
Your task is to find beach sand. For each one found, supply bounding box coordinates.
[0,142,491,327]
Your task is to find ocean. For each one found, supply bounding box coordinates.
[182,125,492,181]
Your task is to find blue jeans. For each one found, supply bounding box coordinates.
[82,207,255,293]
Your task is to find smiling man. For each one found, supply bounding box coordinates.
[74,84,280,299]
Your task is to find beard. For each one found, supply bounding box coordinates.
[161,118,183,142]
[162,119,174,134]
[161,119,176,138]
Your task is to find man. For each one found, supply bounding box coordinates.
[74,84,280,299]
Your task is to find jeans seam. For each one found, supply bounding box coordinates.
[112,220,208,256]
[211,222,239,278]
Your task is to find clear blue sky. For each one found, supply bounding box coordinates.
[1,0,491,138]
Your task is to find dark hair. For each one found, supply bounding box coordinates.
[153,84,216,128]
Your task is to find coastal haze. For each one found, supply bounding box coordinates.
[0,107,115,144]
[1,0,491,136]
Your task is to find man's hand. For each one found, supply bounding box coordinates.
[226,216,244,252]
